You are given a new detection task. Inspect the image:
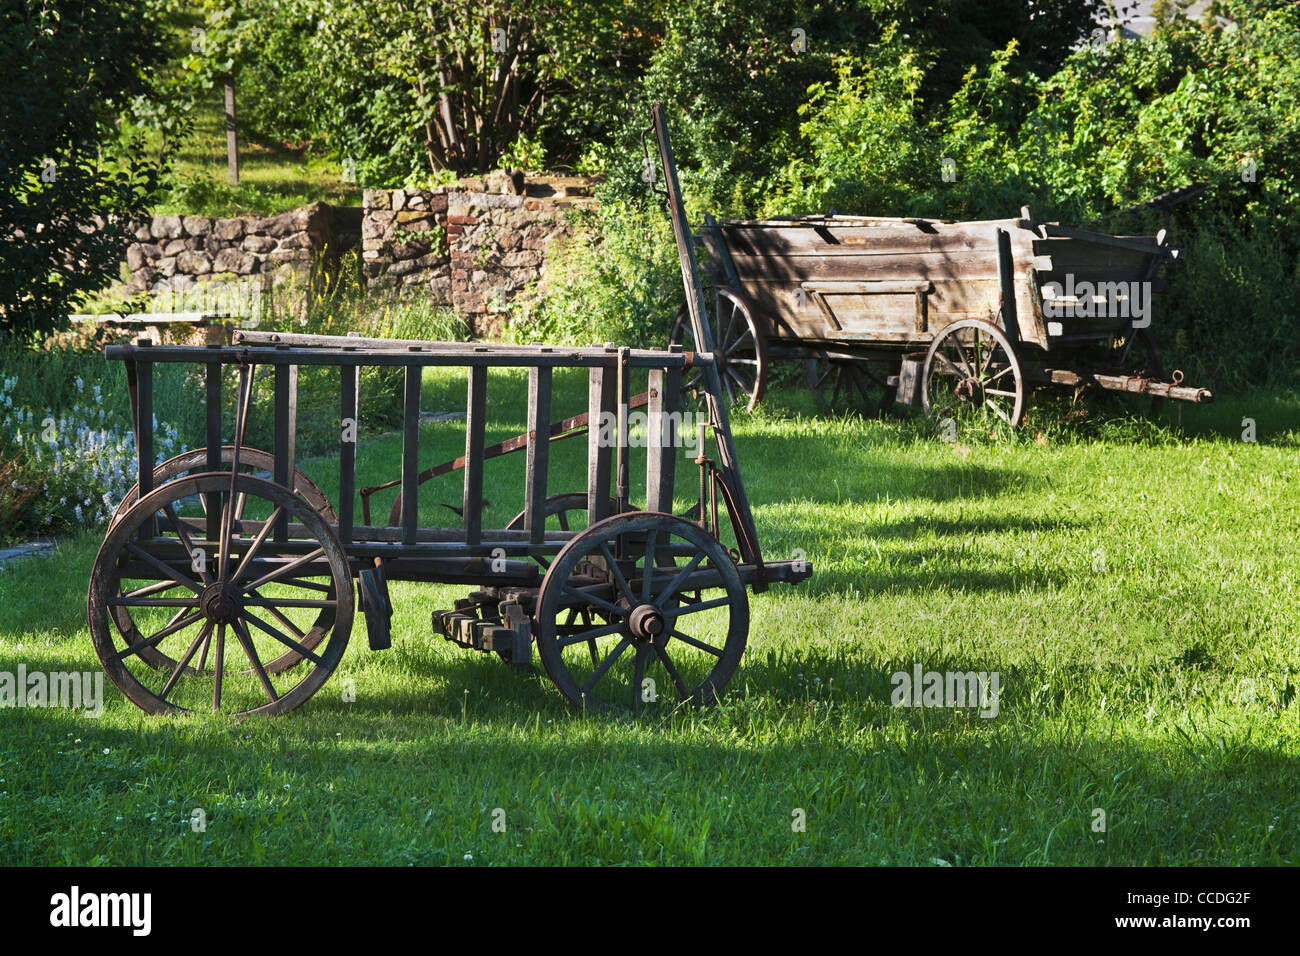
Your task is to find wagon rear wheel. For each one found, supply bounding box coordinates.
[670,287,768,412]
[110,446,337,529]
[108,447,339,674]
[534,511,748,715]
[804,355,897,417]
[922,319,1026,430]
[88,473,353,716]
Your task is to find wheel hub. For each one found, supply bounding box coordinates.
[200,582,241,624]
[628,604,665,642]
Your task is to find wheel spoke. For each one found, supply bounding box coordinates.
[654,642,691,699]
[664,595,732,619]
[985,397,1013,424]
[230,504,284,585]
[596,542,637,605]
[557,618,625,649]
[212,624,225,711]
[123,543,203,594]
[581,637,631,693]
[561,583,627,619]
[632,644,649,711]
[641,529,659,602]
[231,617,279,702]
[163,505,211,586]
[111,609,204,663]
[242,610,324,667]
[242,597,337,609]
[669,628,724,657]
[242,546,325,591]
[159,622,213,700]
[654,552,704,606]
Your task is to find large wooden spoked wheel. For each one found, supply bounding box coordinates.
[110,446,338,529]
[534,511,748,715]
[88,473,353,716]
[108,447,339,674]
[803,355,897,417]
[922,319,1026,429]
[670,287,768,411]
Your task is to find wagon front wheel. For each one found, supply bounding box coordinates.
[534,512,748,715]
[922,319,1026,430]
[670,287,768,412]
[88,473,353,716]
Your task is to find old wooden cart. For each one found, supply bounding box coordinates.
[671,208,1214,425]
[86,105,809,717]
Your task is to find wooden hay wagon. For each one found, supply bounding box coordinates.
[84,105,809,717]
[671,207,1214,426]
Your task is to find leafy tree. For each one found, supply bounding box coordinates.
[0,0,174,344]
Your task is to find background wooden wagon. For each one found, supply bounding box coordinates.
[671,209,1214,426]
[85,105,810,718]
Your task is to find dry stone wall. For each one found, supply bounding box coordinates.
[119,175,594,337]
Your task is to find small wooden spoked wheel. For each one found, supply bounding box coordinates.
[670,287,769,411]
[534,511,748,715]
[88,473,353,716]
[921,319,1026,429]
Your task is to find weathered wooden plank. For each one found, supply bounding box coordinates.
[136,358,154,538]
[272,362,297,541]
[401,364,421,545]
[339,363,357,545]
[802,280,932,295]
[524,366,552,545]
[645,366,679,513]
[587,364,615,523]
[463,366,487,547]
[728,251,1010,283]
[205,361,222,542]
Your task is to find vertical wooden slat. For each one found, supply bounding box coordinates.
[615,347,630,513]
[997,228,1020,348]
[463,366,487,547]
[587,363,615,523]
[338,363,358,545]
[272,361,297,540]
[205,361,222,542]
[524,366,551,545]
[136,357,154,538]
[401,363,421,546]
[646,365,680,513]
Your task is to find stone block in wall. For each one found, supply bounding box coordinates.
[176,250,212,274]
[156,256,177,277]
[161,238,189,257]
[213,248,257,274]
[151,215,183,239]
[364,188,390,210]
[243,235,276,253]
[183,216,212,236]
[256,201,333,242]
[213,218,244,240]
[277,231,315,250]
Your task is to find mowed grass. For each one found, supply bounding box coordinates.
[1,370,1299,866]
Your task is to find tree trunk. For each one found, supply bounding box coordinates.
[225,73,239,186]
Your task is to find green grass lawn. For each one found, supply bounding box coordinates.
[2,375,1299,865]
